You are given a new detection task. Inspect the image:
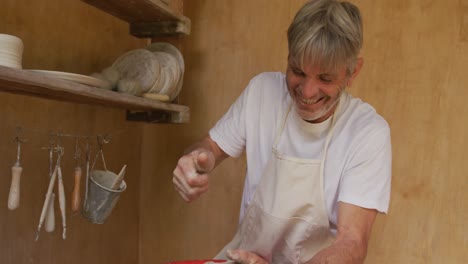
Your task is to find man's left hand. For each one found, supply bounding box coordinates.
[227,249,268,264]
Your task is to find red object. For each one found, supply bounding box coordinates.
[164,260,226,264]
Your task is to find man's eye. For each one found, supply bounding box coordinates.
[319,75,333,83]
[292,68,305,76]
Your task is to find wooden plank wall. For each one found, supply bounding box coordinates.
[0,0,147,263]
[140,0,467,263]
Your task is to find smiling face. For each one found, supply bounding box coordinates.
[285,56,363,123]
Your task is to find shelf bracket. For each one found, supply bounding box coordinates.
[126,109,189,124]
[130,18,191,38]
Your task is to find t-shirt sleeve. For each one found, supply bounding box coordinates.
[209,81,251,158]
[338,126,392,213]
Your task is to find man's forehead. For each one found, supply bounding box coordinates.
[289,57,345,76]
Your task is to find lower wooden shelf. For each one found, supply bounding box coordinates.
[0,66,190,123]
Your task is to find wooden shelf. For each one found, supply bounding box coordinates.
[0,66,190,123]
[82,0,191,38]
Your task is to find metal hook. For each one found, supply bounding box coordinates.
[53,133,65,160]
[13,127,27,166]
[41,139,55,179]
[96,134,110,150]
[13,126,28,143]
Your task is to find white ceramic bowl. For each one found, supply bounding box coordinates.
[0,33,24,69]
[112,49,160,93]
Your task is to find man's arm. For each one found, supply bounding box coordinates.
[172,135,229,202]
[307,202,377,264]
[183,135,229,166]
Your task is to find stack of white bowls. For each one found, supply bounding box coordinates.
[146,42,185,101]
[0,34,24,69]
[111,42,185,101]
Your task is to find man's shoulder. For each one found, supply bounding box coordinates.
[248,72,286,91]
[341,93,390,139]
[251,71,285,83]
[244,72,288,104]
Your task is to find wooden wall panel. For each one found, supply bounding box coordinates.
[140,0,467,264]
[354,0,468,263]
[140,0,307,263]
[0,0,147,264]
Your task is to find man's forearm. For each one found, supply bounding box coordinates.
[307,238,367,264]
[184,135,229,167]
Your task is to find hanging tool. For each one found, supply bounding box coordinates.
[57,158,67,240]
[55,134,66,239]
[8,127,26,210]
[83,137,91,213]
[45,193,56,232]
[41,138,56,232]
[35,146,63,241]
[110,165,126,190]
[71,138,82,213]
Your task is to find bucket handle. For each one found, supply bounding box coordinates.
[91,135,110,172]
[83,134,110,213]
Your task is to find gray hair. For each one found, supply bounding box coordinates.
[287,0,363,75]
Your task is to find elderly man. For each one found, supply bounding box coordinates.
[172,0,392,263]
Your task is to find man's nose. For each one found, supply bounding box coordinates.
[299,78,320,98]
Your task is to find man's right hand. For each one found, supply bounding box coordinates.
[172,149,215,202]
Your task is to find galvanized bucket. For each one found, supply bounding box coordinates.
[82,170,127,224]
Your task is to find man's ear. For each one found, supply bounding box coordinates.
[347,57,364,87]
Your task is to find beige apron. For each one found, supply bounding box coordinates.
[215,96,344,264]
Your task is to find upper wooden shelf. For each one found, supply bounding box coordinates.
[0,66,190,123]
[82,0,191,38]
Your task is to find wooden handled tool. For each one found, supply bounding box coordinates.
[44,193,55,232]
[83,139,90,213]
[57,166,67,240]
[110,165,126,190]
[35,159,60,241]
[44,145,55,232]
[71,166,82,213]
[8,164,22,210]
[8,137,23,210]
[71,139,82,213]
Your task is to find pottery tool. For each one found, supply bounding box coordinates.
[71,139,82,213]
[83,138,90,213]
[55,135,66,239]
[8,129,25,210]
[42,141,55,232]
[110,165,126,190]
[57,162,66,239]
[35,147,63,241]
[44,193,56,232]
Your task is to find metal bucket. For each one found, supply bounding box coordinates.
[82,170,127,224]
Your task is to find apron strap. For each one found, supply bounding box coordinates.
[274,92,347,152]
[273,102,293,148]
[271,92,347,202]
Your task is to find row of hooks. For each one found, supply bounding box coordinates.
[6,126,117,241]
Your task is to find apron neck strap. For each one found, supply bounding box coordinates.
[273,103,293,147]
[273,92,346,149]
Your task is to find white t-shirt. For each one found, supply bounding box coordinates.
[209,72,392,230]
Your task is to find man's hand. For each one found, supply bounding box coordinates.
[227,249,268,264]
[172,149,215,202]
